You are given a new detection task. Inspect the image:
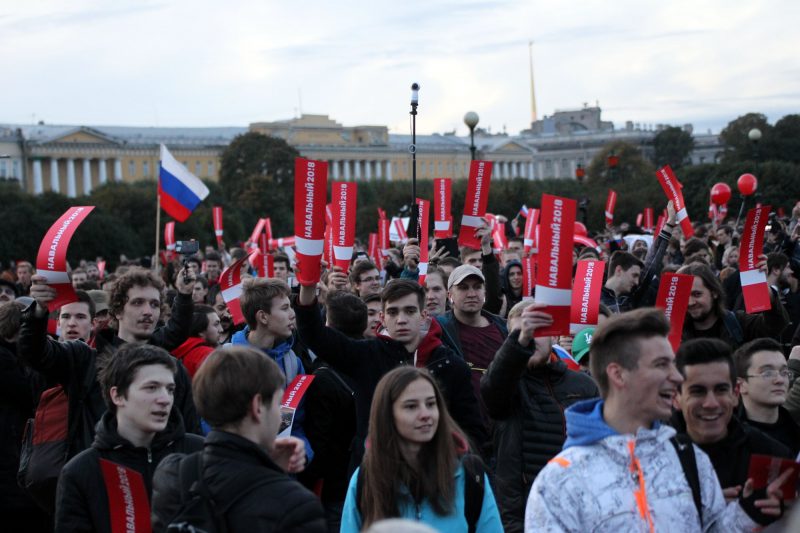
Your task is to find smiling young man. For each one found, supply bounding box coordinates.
[55,344,203,533]
[526,308,791,532]
[349,261,382,298]
[296,277,485,466]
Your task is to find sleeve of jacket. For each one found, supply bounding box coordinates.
[340,469,363,533]
[736,289,789,342]
[151,292,193,351]
[151,453,184,533]
[631,226,671,308]
[524,462,582,532]
[695,448,762,532]
[55,457,96,533]
[275,491,328,533]
[294,297,367,376]
[174,362,201,434]
[18,311,92,387]
[785,359,800,424]
[441,352,488,448]
[400,266,419,280]
[477,473,505,532]
[300,373,344,481]
[480,334,528,420]
[482,253,503,315]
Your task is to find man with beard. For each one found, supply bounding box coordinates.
[210,284,237,344]
[678,262,788,349]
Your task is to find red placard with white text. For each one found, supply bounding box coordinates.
[655,273,694,352]
[433,178,453,238]
[332,182,358,270]
[739,205,772,313]
[416,198,430,284]
[248,218,267,249]
[643,208,654,232]
[490,214,508,252]
[570,260,606,333]
[268,236,295,249]
[264,217,273,242]
[99,459,151,533]
[212,206,223,246]
[534,194,576,336]
[278,374,316,439]
[249,248,274,278]
[655,214,666,237]
[521,256,535,300]
[523,207,540,255]
[218,254,250,325]
[35,206,95,311]
[656,165,693,237]
[164,221,176,259]
[379,218,391,256]
[293,158,327,285]
[368,232,380,266]
[458,160,493,249]
[605,190,617,226]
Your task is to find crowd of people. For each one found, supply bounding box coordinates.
[2,200,800,532]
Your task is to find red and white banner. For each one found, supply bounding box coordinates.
[264,217,273,243]
[268,236,295,249]
[534,194,576,337]
[416,198,430,284]
[218,254,250,325]
[368,232,380,266]
[379,218,391,257]
[523,207,540,255]
[605,190,617,226]
[100,459,152,533]
[323,203,334,268]
[521,256,535,300]
[655,273,694,352]
[490,215,508,252]
[392,217,408,243]
[248,218,267,249]
[212,206,224,246]
[164,221,176,259]
[569,260,606,333]
[35,206,95,311]
[643,208,654,232]
[739,205,772,313]
[249,248,274,278]
[655,214,666,237]
[433,177,453,238]
[293,158,327,285]
[278,374,316,439]
[332,182,357,270]
[636,213,643,227]
[656,165,693,237]
[97,260,106,280]
[458,160,493,249]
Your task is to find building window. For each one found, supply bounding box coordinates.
[142,161,150,177]
[128,160,136,177]
[438,162,443,176]
[208,161,215,176]
[12,160,20,179]
[195,162,202,176]
[429,162,434,176]
[0,160,7,178]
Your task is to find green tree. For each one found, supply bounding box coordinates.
[719,112,772,163]
[653,126,694,169]
[219,132,300,203]
[771,114,800,164]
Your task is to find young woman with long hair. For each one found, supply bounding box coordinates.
[340,367,502,532]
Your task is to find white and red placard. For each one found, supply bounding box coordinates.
[391,217,408,243]
[521,256,535,300]
[268,236,295,249]
[458,160,493,249]
[739,205,772,313]
[379,218,391,257]
[368,232,380,266]
[264,217,273,243]
[218,254,250,325]
[636,213,643,227]
[212,206,224,246]
[655,214,666,236]
[293,158,328,285]
[164,221,176,258]
[523,207,540,255]
[605,190,617,226]
[655,273,694,352]
[249,248,274,278]
[656,165,693,237]
[278,374,316,439]
[490,214,508,252]
[97,260,106,280]
[35,206,95,311]
[433,177,453,238]
[248,218,267,249]
[324,223,334,268]
[643,208,654,232]
[332,182,358,271]
[569,260,606,333]
[534,194,576,337]
[416,198,430,284]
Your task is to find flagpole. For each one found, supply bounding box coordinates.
[154,192,161,273]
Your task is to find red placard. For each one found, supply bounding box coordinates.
[643,208,654,231]
[655,273,694,352]
[416,198,430,284]
[747,454,800,500]
[282,374,316,409]
[212,206,223,246]
[523,207,540,255]
[164,221,176,261]
[534,194,576,336]
[248,218,267,249]
[379,218,391,257]
[392,217,408,243]
[654,214,666,237]
[264,217,273,242]
[521,256,535,300]
[218,254,251,325]
[269,236,295,249]
[97,260,106,280]
[458,160,493,249]
[739,205,772,313]
[332,182,358,271]
[490,214,508,252]
[249,248,274,278]
[293,158,327,285]
[656,165,693,237]
[35,206,95,311]
[368,232,380,266]
[99,459,152,533]
[605,190,617,226]
[570,260,606,333]
[433,178,453,238]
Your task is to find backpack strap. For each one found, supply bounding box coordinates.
[670,435,702,527]
[461,454,486,533]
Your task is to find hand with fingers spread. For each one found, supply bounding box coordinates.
[740,467,794,522]
[476,223,492,255]
[428,243,449,266]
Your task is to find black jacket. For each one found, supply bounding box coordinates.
[151,430,326,533]
[480,334,599,533]
[737,404,800,456]
[670,411,792,489]
[55,411,203,533]
[17,293,201,462]
[294,297,487,459]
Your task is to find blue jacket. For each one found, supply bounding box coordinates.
[340,463,504,532]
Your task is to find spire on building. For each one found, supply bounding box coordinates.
[529,41,538,123]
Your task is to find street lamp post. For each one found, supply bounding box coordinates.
[748,127,762,173]
[464,111,479,161]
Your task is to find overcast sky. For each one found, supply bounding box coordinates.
[2,0,798,136]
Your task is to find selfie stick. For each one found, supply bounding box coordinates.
[408,83,420,239]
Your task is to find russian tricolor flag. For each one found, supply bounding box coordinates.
[158,144,209,222]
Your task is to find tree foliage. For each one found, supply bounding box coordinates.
[653,126,694,170]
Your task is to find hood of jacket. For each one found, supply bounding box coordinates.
[92,409,186,453]
[376,317,443,367]
[172,336,212,359]
[501,259,523,296]
[231,326,295,358]
[563,398,619,449]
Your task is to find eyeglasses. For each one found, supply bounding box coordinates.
[746,369,790,380]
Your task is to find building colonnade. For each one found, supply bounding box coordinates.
[31,157,123,196]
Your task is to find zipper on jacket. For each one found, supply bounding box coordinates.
[147,449,152,464]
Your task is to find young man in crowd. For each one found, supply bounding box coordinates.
[274,252,292,283]
[57,290,94,342]
[209,284,237,344]
[204,250,223,286]
[734,338,800,454]
[70,268,88,289]
[349,261,382,298]
[0,278,18,303]
[362,293,382,338]
[16,260,34,296]
[151,346,326,532]
[172,304,223,378]
[481,301,598,532]
[526,308,791,531]
[672,338,792,501]
[55,344,203,532]
[192,276,209,304]
[422,266,448,317]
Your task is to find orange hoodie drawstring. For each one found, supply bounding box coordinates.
[628,440,655,533]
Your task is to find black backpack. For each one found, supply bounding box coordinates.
[356,454,486,532]
[165,452,269,533]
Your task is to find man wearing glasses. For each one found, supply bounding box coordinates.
[734,338,800,454]
[348,262,382,298]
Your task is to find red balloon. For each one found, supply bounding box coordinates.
[737,173,758,196]
[574,235,598,249]
[574,221,588,237]
[710,182,732,205]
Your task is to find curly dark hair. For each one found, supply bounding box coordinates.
[109,268,165,318]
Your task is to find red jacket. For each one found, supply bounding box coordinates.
[172,337,215,378]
